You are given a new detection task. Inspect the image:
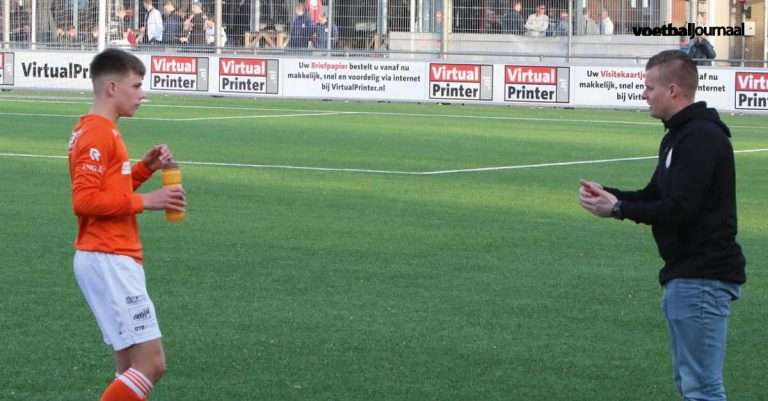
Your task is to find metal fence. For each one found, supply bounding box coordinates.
[1,0,764,65]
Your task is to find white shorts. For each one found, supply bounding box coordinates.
[74,251,162,351]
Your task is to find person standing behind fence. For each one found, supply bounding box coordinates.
[579,49,746,401]
[314,12,338,49]
[502,1,524,34]
[550,11,570,36]
[180,1,207,46]
[524,4,549,37]
[688,35,716,66]
[140,0,163,44]
[289,3,314,48]
[162,0,184,44]
[579,9,598,35]
[600,9,613,35]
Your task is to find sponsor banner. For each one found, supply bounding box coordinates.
[218,58,278,94]
[504,65,569,103]
[734,71,768,111]
[150,56,209,92]
[14,52,93,89]
[571,66,647,107]
[695,70,732,110]
[571,66,732,110]
[429,63,492,101]
[281,59,425,100]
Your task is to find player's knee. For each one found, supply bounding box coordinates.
[150,354,167,383]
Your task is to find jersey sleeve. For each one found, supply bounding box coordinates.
[131,160,154,190]
[71,133,144,217]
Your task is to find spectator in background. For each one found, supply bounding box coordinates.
[483,8,502,33]
[123,6,137,31]
[688,35,716,66]
[524,4,549,37]
[550,10,570,36]
[288,3,314,48]
[314,12,338,49]
[600,9,614,35]
[434,9,444,34]
[204,16,227,46]
[87,25,99,43]
[224,0,250,46]
[502,2,524,34]
[579,9,598,35]
[180,1,207,46]
[162,0,185,44]
[140,0,163,44]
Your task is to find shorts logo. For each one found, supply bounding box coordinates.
[130,305,157,333]
[125,294,147,304]
[89,148,101,161]
[122,161,131,175]
[132,307,152,323]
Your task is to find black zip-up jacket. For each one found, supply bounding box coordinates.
[605,102,746,286]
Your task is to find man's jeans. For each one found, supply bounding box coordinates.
[662,278,741,401]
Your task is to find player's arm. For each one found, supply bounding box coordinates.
[132,144,173,189]
[617,131,721,226]
[71,139,143,217]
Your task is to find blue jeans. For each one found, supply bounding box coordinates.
[662,278,741,401]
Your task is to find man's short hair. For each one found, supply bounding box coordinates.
[646,50,698,96]
[90,48,146,82]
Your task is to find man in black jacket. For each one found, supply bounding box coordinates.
[579,50,746,401]
[688,35,716,66]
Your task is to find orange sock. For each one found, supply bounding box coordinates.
[101,368,153,401]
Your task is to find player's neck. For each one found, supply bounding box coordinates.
[89,102,120,123]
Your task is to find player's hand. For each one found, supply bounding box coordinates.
[579,179,603,197]
[579,180,617,218]
[142,145,173,171]
[142,186,186,211]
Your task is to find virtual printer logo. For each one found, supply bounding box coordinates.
[150,56,209,92]
[504,65,569,103]
[429,63,493,101]
[0,53,15,86]
[218,58,279,94]
[735,72,768,110]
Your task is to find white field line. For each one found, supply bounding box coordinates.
[0,111,353,121]
[1,149,766,175]
[1,97,766,129]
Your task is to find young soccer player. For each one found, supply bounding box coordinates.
[68,48,186,401]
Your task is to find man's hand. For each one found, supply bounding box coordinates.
[141,186,186,211]
[142,145,173,172]
[579,179,617,218]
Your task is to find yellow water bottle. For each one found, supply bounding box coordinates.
[161,161,185,222]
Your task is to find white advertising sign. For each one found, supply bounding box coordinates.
[281,59,425,101]
[3,50,766,113]
[570,66,733,110]
[571,66,648,107]
[14,52,94,89]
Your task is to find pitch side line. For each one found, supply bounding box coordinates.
[0,111,352,121]
[1,97,767,129]
[2,149,766,175]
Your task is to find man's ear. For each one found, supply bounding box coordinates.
[105,80,118,97]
